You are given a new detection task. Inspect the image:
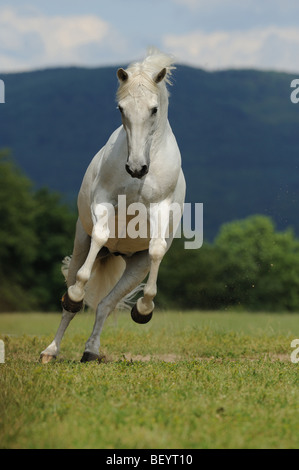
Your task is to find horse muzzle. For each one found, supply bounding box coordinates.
[125,163,149,179]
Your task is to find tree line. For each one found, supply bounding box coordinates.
[0,150,76,311]
[158,216,299,311]
[1,149,299,312]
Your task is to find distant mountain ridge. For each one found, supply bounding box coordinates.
[1,64,299,239]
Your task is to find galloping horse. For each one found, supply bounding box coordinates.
[40,50,186,363]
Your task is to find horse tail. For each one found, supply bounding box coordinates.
[61,255,143,312]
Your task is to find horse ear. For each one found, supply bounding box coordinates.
[154,68,167,84]
[117,68,129,82]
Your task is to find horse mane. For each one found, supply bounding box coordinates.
[117,48,176,101]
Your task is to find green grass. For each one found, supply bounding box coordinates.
[0,310,298,449]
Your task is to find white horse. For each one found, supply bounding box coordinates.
[40,50,186,363]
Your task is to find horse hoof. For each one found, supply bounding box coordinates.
[40,353,56,364]
[61,291,83,313]
[80,352,101,363]
[131,304,153,324]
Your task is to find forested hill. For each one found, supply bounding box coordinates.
[1,64,299,239]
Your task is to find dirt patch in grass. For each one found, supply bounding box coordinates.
[100,352,292,363]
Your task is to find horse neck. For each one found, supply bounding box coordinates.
[152,89,169,148]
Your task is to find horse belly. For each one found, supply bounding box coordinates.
[105,237,150,255]
[105,215,150,254]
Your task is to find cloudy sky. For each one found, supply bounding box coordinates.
[0,0,299,73]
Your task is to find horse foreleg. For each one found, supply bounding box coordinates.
[132,202,173,321]
[132,238,167,319]
[66,204,111,308]
[81,251,150,362]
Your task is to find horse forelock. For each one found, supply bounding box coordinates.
[117,50,175,102]
[117,71,158,101]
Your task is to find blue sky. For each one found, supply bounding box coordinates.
[1,0,299,73]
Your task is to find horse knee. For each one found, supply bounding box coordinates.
[91,227,109,248]
[149,238,167,260]
[91,205,110,247]
[76,266,90,285]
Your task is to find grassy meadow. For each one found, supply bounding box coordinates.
[0,310,298,449]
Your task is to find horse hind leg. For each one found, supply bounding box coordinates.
[40,220,91,363]
[81,251,150,362]
[40,309,77,363]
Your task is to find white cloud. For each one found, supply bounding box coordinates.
[172,0,299,13]
[163,26,299,72]
[0,6,124,71]
[172,0,202,8]
[1,4,299,74]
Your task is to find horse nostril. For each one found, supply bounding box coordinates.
[141,165,148,176]
[125,163,133,176]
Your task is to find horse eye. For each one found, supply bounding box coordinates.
[118,105,123,113]
[151,107,158,115]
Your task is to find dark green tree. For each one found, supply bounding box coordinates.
[0,150,77,311]
[214,215,299,310]
[157,215,299,311]
[0,150,38,310]
[31,188,77,311]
